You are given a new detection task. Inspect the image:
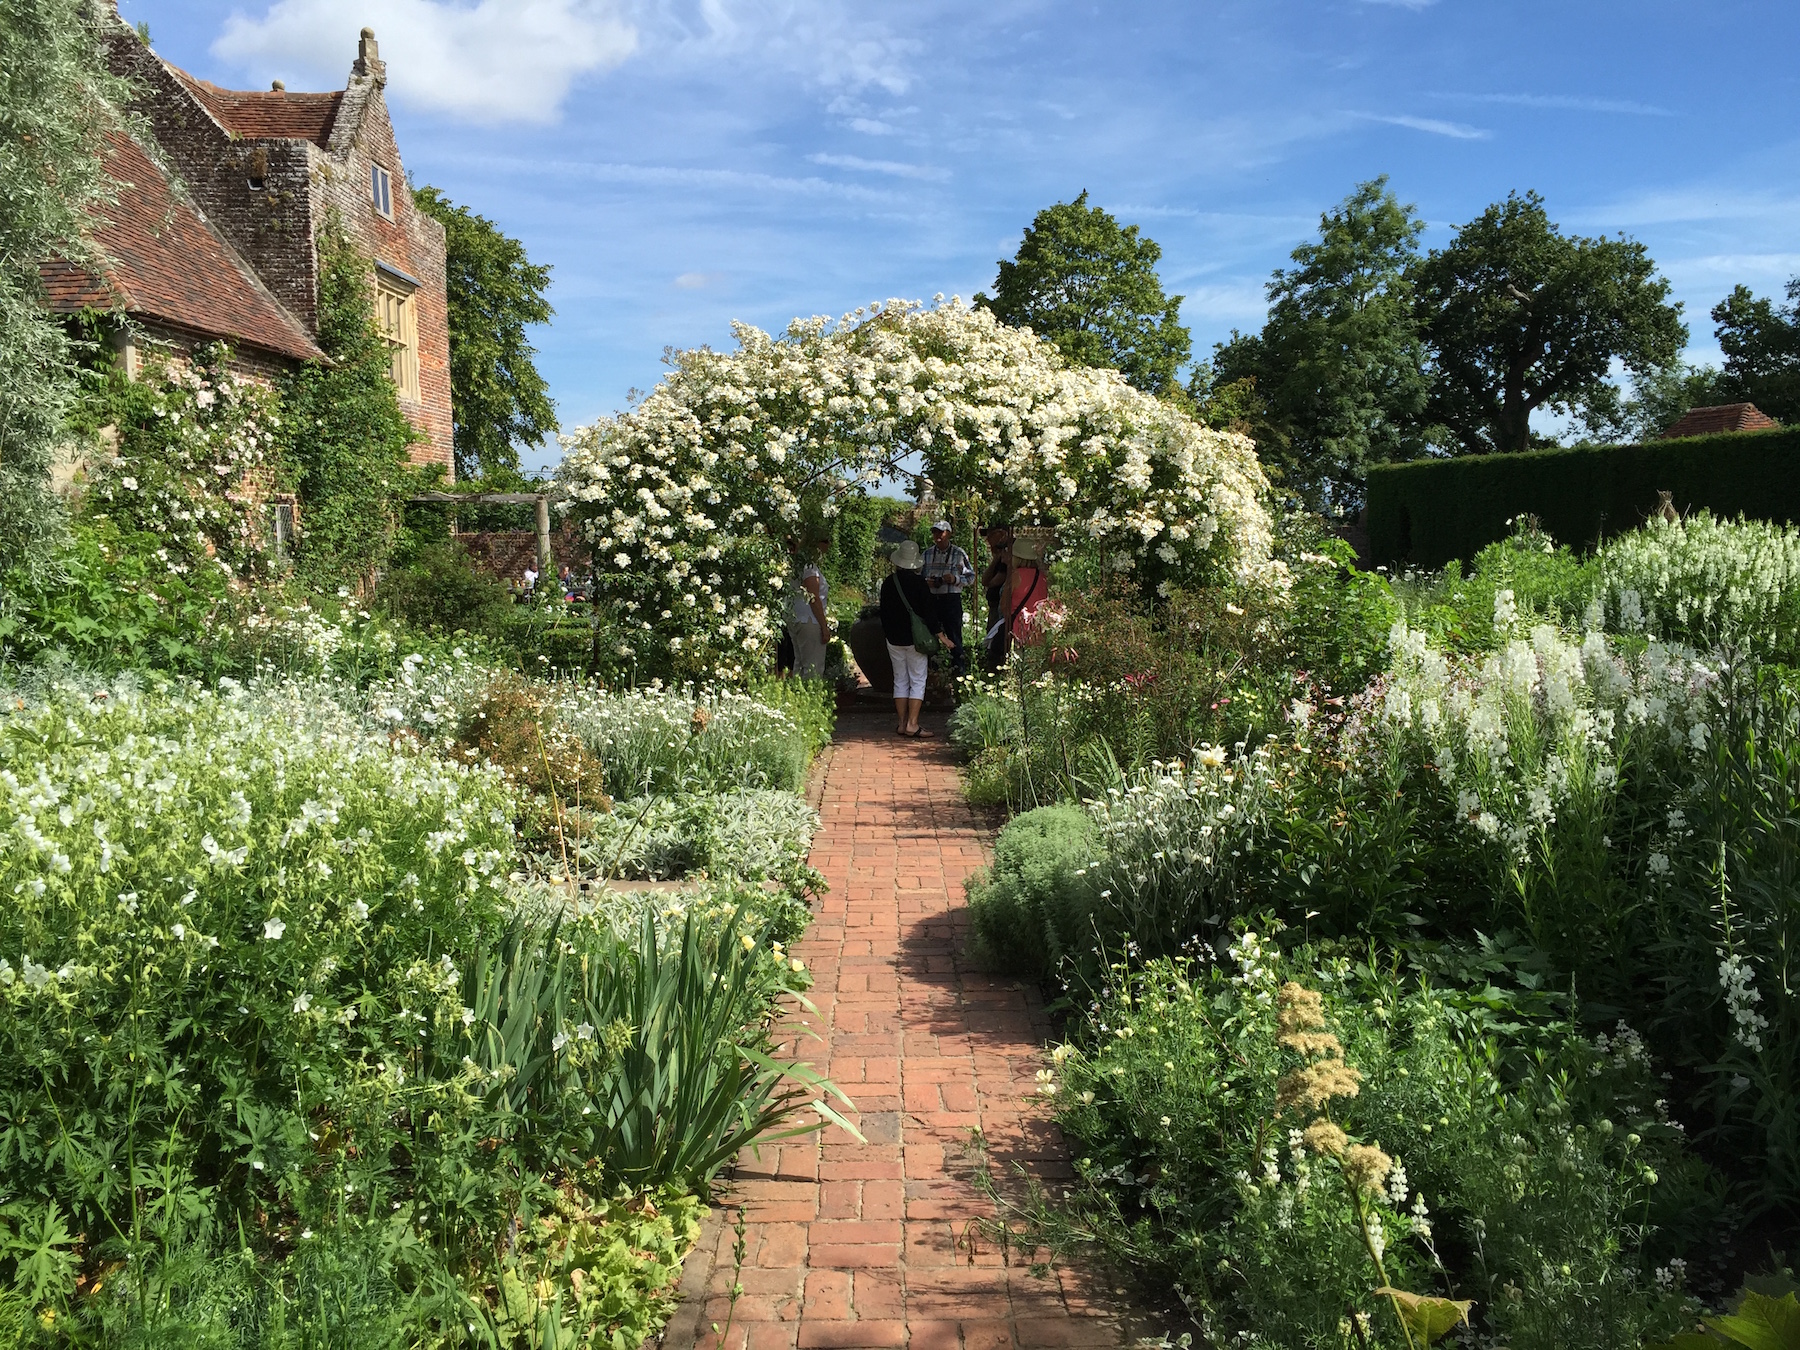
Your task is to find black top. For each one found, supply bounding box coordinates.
[879,570,936,648]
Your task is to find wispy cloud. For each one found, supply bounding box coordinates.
[1571,188,1800,228]
[447,153,898,202]
[847,117,900,136]
[806,152,950,181]
[1456,92,1674,116]
[1360,0,1438,9]
[1353,112,1490,140]
[214,0,636,124]
[673,271,727,289]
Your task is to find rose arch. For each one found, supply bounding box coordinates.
[552,298,1272,679]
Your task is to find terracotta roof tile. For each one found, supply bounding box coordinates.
[169,66,342,146]
[1663,403,1781,439]
[40,134,324,364]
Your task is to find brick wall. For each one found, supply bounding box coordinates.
[310,39,454,475]
[102,19,455,477]
[456,524,590,587]
[103,30,322,331]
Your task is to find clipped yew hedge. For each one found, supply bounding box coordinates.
[1366,427,1800,568]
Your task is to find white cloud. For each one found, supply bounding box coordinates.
[806,152,949,182]
[213,0,637,124]
[673,271,725,289]
[1355,112,1490,140]
[1360,0,1438,9]
[631,0,925,96]
[848,117,899,136]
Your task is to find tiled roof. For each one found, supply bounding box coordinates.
[169,66,342,146]
[1663,403,1781,439]
[39,134,324,363]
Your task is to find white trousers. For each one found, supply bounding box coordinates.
[887,642,928,700]
[789,621,828,678]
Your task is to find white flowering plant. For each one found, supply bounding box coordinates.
[1593,512,1800,662]
[553,299,1272,678]
[81,344,284,581]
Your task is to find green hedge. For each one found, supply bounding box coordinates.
[1366,427,1800,568]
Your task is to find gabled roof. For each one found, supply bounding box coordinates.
[168,66,342,146]
[1663,403,1780,439]
[39,133,324,364]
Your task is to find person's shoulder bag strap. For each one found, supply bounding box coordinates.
[894,575,941,656]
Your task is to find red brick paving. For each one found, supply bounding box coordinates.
[672,716,1140,1350]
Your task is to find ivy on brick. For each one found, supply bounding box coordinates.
[281,217,421,587]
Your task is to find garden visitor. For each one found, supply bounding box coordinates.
[786,533,833,679]
[981,522,1013,670]
[880,540,951,738]
[521,563,538,599]
[922,518,976,676]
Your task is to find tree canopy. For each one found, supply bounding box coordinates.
[412,186,557,480]
[0,0,134,570]
[1209,178,1432,510]
[1710,280,1800,424]
[1414,191,1686,455]
[979,191,1192,396]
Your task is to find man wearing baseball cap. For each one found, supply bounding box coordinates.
[921,519,976,676]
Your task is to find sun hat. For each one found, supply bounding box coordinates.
[891,539,923,569]
[931,519,951,533]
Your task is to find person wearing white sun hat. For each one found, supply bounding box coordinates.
[879,539,951,737]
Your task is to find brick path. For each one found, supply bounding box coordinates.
[668,716,1141,1350]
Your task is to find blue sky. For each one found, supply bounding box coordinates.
[129,0,1800,473]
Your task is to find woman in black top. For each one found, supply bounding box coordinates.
[879,540,951,738]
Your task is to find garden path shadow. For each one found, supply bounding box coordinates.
[665,714,1155,1350]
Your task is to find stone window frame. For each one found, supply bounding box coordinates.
[370,162,394,219]
[373,261,420,402]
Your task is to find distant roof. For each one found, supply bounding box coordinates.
[169,66,342,147]
[39,133,324,363]
[1663,403,1780,439]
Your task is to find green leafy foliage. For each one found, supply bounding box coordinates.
[0,0,136,570]
[412,187,557,480]
[1365,425,1800,570]
[1415,190,1687,455]
[1211,178,1433,510]
[281,221,419,588]
[1033,942,1701,1350]
[0,669,837,1341]
[376,538,518,637]
[1711,280,1800,425]
[978,191,1192,395]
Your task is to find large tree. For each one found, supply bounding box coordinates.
[978,191,1191,396]
[1415,191,1685,455]
[0,0,133,570]
[1208,178,1432,510]
[1710,280,1800,424]
[412,186,556,480]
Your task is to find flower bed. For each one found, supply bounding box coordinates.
[958,511,1800,1346]
[0,669,839,1344]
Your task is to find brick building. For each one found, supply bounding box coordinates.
[42,13,454,473]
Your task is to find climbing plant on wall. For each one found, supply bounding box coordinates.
[281,220,419,588]
[553,298,1271,679]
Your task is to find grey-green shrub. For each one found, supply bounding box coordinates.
[965,805,1097,975]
